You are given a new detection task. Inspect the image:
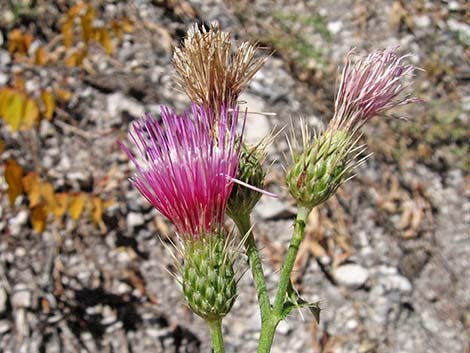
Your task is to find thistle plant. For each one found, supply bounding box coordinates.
[120,103,245,352]
[121,23,420,353]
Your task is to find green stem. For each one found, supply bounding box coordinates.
[257,204,312,353]
[273,205,310,312]
[257,317,278,353]
[234,214,272,321]
[208,319,224,353]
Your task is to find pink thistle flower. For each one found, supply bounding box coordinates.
[120,103,243,238]
[330,47,422,132]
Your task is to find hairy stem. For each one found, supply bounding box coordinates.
[257,204,311,353]
[273,205,310,312]
[234,214,272,320]
[208,319,225,353]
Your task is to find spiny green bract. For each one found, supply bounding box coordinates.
[182,235,237,321]
[286,129,354,208]
[227,143,266,220]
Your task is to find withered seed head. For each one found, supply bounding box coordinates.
[173,23,267,117]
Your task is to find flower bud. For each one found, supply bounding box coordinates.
[287,47,421,209]
[227,144,266,220]
[286,129,355,208]
[182,234,237,321]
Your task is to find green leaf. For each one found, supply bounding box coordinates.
[281,281,321,323]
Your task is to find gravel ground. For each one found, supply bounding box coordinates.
[0,1,468,352]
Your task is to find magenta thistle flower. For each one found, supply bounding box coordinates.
[330,47,422,132]
[120,103,243,238]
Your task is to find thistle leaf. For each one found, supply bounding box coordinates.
[281,281,321,323]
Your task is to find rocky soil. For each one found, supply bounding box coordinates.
[0,1,468,352]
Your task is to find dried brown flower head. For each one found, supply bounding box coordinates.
[173,23,267,117]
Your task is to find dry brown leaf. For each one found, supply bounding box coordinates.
[22,172,42,208]
[31,205,47,233]
[123,269,146,296]
[403,229,417,238]
[5,158,24,206]
[399,201,412,229]
[69,193,87,221]
[53,87,73,102]
[308,240,328,258]
[68,3,87,17]
[41,90,55,120]
[121,16,133,33]
[411,202,423,231]
[81,5,95,44]
[332,251,352,269]
[64,45,88,67]
[110,20,124,42]
[96,28,114,55]
[305,209,328,258]
[89,196,103,226]
[171,0,197,18]
[41,182,57,212]
[389,1,406,31]
[41,297,51,314]
[0,139,4,155]
[8,29,24,54]
[34,46,48,65]
[8,29,33,56]
[145,22,173,53]
[61,17,75,48]
[64,50,80,67]
[53,192,69,220]
[13,74,25,91]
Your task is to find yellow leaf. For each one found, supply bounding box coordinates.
[69,193,87,221]
[30,205,47,233]
[34,46,48,65]
[41,90,55,120]
[89,196,103,226]
[41,182,57,212]
[5,158,23,206]
[22,172,41,207]
[22,98,40,130]
[53,193,69,220]
[2,91,25,131]
[61,17,74,48]
[0,88,13,116]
